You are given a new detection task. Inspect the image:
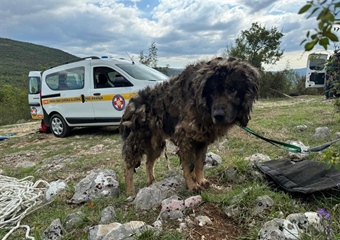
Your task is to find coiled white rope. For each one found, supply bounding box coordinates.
[0,175,49,240]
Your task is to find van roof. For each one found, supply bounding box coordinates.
[47,56,134,70]
[28,71,41,77]
[40,56,139,77]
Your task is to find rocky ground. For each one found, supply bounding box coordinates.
[1,96,339,239]
[0,121,246,239]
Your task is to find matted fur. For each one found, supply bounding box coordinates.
[120,57,260,195]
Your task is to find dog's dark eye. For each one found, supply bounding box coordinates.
[227,87,236,93]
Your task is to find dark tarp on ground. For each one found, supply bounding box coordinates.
[256,159,340,194]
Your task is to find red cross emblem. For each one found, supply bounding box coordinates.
[112,95,125,111]
[31,107,37,116]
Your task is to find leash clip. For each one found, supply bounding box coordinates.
[299,146,310,153]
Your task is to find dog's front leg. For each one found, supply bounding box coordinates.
[182,161,200,191]
[178,143,201,191]
[194,143,210,188]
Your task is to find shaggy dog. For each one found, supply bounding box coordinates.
[120,57,260,195]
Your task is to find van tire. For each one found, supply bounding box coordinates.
[50,113,71,138]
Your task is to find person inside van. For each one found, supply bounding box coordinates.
[96,73,111,88]
[59,74,69,90]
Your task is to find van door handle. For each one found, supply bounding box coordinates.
[93,93,101,96]
[81,94,85,103]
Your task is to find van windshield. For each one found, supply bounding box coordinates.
[116,64,168,81]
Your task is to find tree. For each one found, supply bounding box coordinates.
[139,51,150,66]
[298,0,340,51]
[139,41,158,68]
[139,42,169,74]
[224,22,284,69]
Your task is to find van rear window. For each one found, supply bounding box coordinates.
[46,67,85,91]
[28,76,40,94]
[309,58,326,71]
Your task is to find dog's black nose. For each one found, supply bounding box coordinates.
[213,109,225,122]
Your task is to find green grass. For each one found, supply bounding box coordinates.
[0,95,339,239]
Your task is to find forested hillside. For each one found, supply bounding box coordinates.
[0,38,79,125]
[0,38,79,88]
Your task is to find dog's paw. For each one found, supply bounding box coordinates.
[192,186,203,193]
[147,178,156,186]
[125,184,136,196]
[198,179,210,189]
[186,182,202,192]
[126,195,135,202]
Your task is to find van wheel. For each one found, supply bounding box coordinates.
[50,114,71,138]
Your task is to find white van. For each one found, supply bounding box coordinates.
[28,56,169,137]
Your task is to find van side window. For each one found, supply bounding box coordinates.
[45,74,59,90]
[46,67,85,91]
[97,73,110,88]
[94,67,133,88]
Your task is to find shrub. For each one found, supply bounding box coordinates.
[259,70,293,98]
[0,84,30,125]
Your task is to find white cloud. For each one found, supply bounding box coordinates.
[0,0,336,70]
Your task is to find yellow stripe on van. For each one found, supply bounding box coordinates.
[85,92,137,102]
[42,92,137,105]
[43,97,82,105]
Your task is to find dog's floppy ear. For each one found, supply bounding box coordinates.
[196,58,226,108]
[238,113,250,127]
[235,61,260,127]
[237,97,255,128]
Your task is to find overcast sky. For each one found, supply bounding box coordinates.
[0,0,338,71]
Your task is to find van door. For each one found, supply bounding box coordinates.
[90,66,134,124]
[42,65,95,125]
[305,53,329,88]
[28,71,44,120]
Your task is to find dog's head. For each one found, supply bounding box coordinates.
[197,57,259,127]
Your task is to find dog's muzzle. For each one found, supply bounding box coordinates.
[213,109,226,123]
[212,109,237,124]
